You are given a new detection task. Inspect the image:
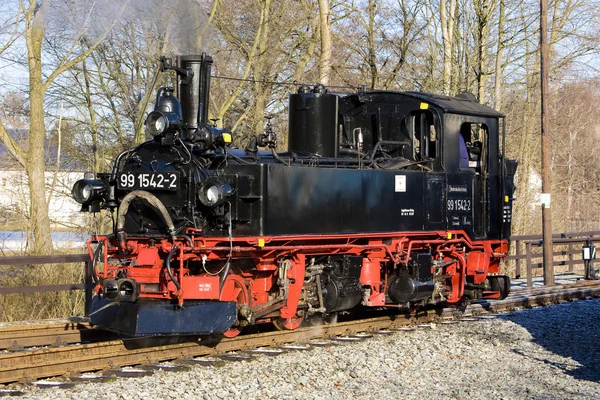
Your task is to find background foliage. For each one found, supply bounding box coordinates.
[1,0,600,251]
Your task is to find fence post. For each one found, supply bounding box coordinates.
[84,258,94,316]
[515,239,522,278]
[526,241,533,287]
[568,243,574,272]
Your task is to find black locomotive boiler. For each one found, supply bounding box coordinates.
[73,54,517,336]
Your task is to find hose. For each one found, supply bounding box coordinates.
[166,245,181,291]
[219,202,233,291]
[180,234,193,248]
[91,241,103,284]
[271,148,290,166]
[116,190,177,241]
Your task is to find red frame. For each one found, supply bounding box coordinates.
[90,229,508,327]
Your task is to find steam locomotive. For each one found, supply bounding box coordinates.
[73,54,517,336]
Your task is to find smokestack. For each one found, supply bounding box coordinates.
[177,53,213,135]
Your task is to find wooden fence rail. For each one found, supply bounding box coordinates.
[0,253,94,315]
[507,230,600,287]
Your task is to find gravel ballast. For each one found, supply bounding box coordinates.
[15,298,600,399]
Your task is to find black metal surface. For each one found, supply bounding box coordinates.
[288,90,338,157]
[265,166,427,235]
[321,256,363,312]
[387,275,435,303]
[177,54,213,133]
[403,91,505,118]
[488,275,511,299]
[221,160,506,239]
[89,298,237,336]
[119,141,199,235]
[502,159,518,239]
[411,253,433,282]
[84,259,94,316]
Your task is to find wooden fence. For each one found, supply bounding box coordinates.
[0,254,94,315]
[507,230,600,287]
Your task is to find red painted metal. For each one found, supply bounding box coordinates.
[279,254,306,319]
[220,274,249,338]
[275,315,304,330]
[174,275,220,300]
[91,228,509,332]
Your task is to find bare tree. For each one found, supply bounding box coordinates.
[0,0,129,254]
[474,0,498,103]
[440,0,457,95]
[493,0,505,110]
[318,0,332,85]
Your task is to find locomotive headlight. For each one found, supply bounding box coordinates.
[198,179,232,207]
[146,111,169,136]
[206,186,220,204]
[72,179,107,205]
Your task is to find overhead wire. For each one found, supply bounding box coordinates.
[210,74,364,92]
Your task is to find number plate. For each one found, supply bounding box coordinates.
[117,172,180,191]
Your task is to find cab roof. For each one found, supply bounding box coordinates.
[357,91,504,118]
[404,91,504,118]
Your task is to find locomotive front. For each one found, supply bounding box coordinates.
[72,55,242,335]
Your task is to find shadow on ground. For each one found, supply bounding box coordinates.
[499,299,600,383]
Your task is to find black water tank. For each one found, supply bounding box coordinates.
[288,86,338,158]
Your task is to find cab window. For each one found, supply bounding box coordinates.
[459,123,488,173]
[410,110,437,161]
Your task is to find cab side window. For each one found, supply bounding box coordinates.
[459,123,488,173]
[410,110,437,161]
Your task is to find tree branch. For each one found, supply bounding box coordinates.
[42,0,131,92]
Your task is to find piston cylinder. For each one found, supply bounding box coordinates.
[387,274,435,304]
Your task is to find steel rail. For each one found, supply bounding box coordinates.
[0,322,110,351]
[0,282,599,385]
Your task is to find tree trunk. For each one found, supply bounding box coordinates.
[475,0,491,103]
[26,4,53,254]
[493,0,504,110]
[440,0,456,96]
[81,57,101,173]
[252,0,271,136]
[367,0,378,89]
[318,0,332,86]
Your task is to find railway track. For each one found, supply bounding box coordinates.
[1,280,599,386]
[0,321,114,351]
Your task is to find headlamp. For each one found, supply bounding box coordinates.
[146,111,169,136]
[72,179,107,205]
[103,279,119,300]
[102,279,138,302]
[198,178,232,207]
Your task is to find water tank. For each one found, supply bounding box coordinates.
[288,85,338,158]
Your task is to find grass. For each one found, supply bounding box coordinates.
[0,260,86,322]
